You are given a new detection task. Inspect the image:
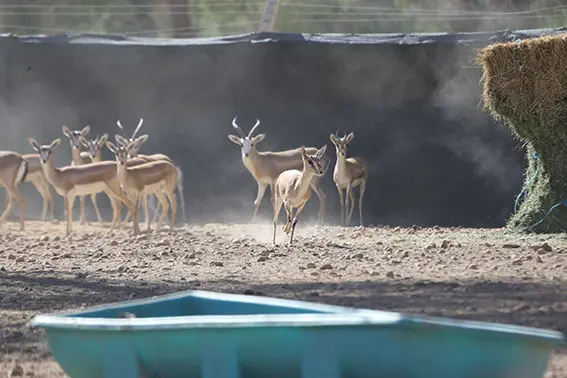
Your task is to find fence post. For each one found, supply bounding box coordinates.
[258,0,281,32]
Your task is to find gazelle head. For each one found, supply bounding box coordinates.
[227,117,265,158]
[301,144,328,177]
[62,125,90,151]
[106,140,133,166]
[115,118,144,157]
[329,131,354,158]
[115,134,148,158]
[79,134,108,160]
[29,138,62,164]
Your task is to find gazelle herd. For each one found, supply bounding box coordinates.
[228,118,368,245]
[0,117,368,245]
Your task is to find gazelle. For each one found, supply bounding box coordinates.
[28,138,136,235]
[115,118,186,224]
[62,125,104,224]
[228,117,330,224]
[106,140,177,234]
[81,133,166,230]
[329,131,368,226]
[0,151,28,230]
[2,154,54,221]
[272,145,327,246]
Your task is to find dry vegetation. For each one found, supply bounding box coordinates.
[0,220,565,377]
[478,33,567,233]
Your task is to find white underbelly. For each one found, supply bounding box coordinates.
[69,182,107,197]
[24,171,43,183]
[142,181,166,195]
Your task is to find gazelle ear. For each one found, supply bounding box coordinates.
[78,135,89,149]
[81,125,91,136]
[228,135,242,146]
[329,133,339,144]
[252,134,265,144]
[62,126,72,137]
[106,141,117,154]
[115,134,128,146]
[316,144,327,157]
[28,138,40,152]
[50,138,62,150]
[135,134,149,146]
[346,132,355,143]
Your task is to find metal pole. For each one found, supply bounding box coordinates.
[258,0,281,32]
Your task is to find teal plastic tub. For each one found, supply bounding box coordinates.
[31,289,565,378]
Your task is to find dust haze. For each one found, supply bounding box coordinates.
[0,2,533,227]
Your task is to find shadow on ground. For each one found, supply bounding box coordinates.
[1,270,566,340]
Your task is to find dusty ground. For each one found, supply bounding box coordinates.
[0,220,566,377]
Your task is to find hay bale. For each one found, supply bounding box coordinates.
[478,34,567,233]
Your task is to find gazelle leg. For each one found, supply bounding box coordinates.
[310,182,326,225]
[167,188,177,230]
[348,185,356,226]
[283,202,293,234]
[251,183,267,222]
[359,178,367,226]
[0,192,14,224]
[345,184,353,226]
[66,194,76,235]
[272,196,284,246]
[289,202,307,245]
[79,195,87,224]
[89,194,103,223]
[154,193,169,233]
[336,185,345,226]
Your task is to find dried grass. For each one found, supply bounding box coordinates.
[477,34,567,233]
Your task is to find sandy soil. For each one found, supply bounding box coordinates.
[0,220,566,377]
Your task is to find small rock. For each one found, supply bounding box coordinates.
[109,240,118,246]
[257,256,267,262]
[511,258,523,266]
[53,236,60,242]
[540,242,552,252]
[440,240,450,249]
[536,256,544,263]
[61,252,72,258]
[386,271,395,278]
[15,256,25,263]
[310,271,319,276]
[467,264,478,270]
[502,243,521,249]
[425,243,436,250]
[75,272,88,279]
[7,254,16,260]
[351,252,364,259]
[400,250,409,258]
[210,261,224,267]
[306,262,316,269]
[320,263,333,270]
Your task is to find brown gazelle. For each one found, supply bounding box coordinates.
[3,154,54,221]
[115,118,186,224]
[228,117,330,224]
[0,151,28,230]
[272,145,328,246]
[62,125,104,224]
[28,138,136,235]
[329,131,368,226]
[106,140,178,234]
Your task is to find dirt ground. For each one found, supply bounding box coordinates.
[0,220,566,377]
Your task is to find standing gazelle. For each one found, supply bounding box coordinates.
[106,140,178,234]
[228,117,330,224]
[0,151,28,230]
[62,125,104,224]
[115,118,186,224]
[28,138,136,235]
[329,131,368,226]
[273,145,327,246]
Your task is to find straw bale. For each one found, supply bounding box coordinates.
[478,34,567,233]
